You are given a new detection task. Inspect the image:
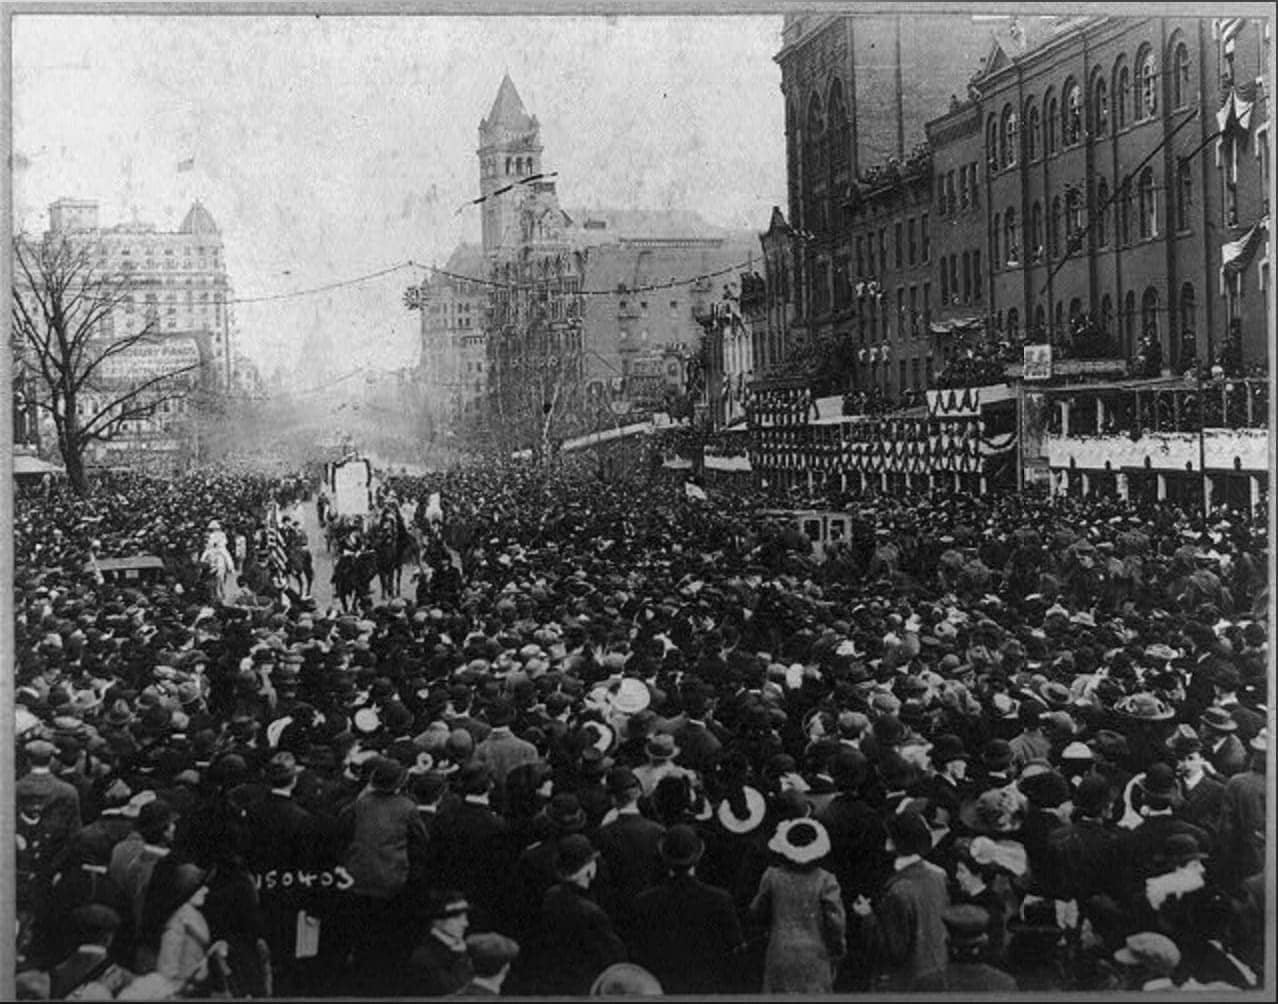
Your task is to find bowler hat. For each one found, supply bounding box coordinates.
[981,739,1013,771]
[931,734,968,766]
[454,761,491,796]
[645,733,679,761]
[1162,832,1207,868]
[545,793,587,833]
[942,904,991,946]
[554,833,599,878]
[1137,762,1181,805]
[659,824,705,868]
[370,756,406,793]
[1199,707,1238,733]
[1018,769,1070,809]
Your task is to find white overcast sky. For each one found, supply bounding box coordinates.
[11,12,785,380]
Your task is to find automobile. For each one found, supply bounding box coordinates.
[87,554,167,585]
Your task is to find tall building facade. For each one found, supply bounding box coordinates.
[751,14,1270,505]
[417,76,762,449]
[13,198,235,469]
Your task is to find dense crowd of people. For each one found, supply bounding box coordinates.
[11,455,1271,997]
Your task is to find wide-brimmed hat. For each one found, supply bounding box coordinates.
[1037,680,1073,709]
[659,823,705,868]
[716,786,767,835]
[768,818,831,865]
[1114,692,1173,721]
[1251,728,1269,753]
[611,677,651,716]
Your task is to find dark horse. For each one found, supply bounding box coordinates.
[333,548,378,613]
[372,514,418,600]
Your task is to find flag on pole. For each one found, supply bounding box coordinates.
[177,157,195,173]
[266,502,288,580]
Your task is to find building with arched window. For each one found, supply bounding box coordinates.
[755,13,1268,503]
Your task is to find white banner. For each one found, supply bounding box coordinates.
[98,338,201,381]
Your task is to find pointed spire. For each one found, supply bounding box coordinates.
[485,73,533,129]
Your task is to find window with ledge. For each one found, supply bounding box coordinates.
[972,251,982,303]
[1066,188,1084,251]
[992,212,1001,266]
[1138,167,1158,238]
[1026,100,1040,160]
[1001,106,1019,168]
[1050,197,1062,258]
[1031,202,1044,261]
[1137,46,1157,119]
[1171,41,1191,110]
[1005,209,1019,264]
[1115,59,1130,129]
[921,214,930,263]
[1092,74,1109,136]
[1063,80,1083,146]
[1045,92,1058,155]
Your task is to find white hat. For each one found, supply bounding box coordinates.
[611,677,651,716]
[717,786,767,835]
[768,818,831,865]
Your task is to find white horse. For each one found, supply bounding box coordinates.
[200,521,237,604]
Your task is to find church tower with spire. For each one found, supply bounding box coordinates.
[477,74,544,256]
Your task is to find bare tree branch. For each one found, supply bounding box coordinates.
[79,363,202,442]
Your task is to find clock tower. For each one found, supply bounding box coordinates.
[477,74,544,256]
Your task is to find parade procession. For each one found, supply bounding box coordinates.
[6,8,1275,1002]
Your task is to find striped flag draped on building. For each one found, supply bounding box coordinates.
[266,502,288,581]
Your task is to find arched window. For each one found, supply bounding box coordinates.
[505,156,512,174]
[1066,187,1084,251]
[1026,99,1040,160]
[1033,304,1046,338]
[1049,196,1062,257]
[1092,72,1109,136]
[1045,90,1058,155]
[1100,293,1114,334]
[1179,282,1197,360]
[1005,208,1019,263]
[1095,178,1110,246]
[1054,301,1065,337]
[828,79,850,173]
[1138,167,1158,238]
[1001,104,1019,168]
[986,115,1000,170]
[992,212,1001,265]
[1063,79,1083,145]
[1141,286,1160,344]
[1069,297,1084,324]
[1137,46,1157,119]
[1171,40,1191,110]
[1176,158,1193,230]
[1114,57,1130,129]
[1006,307,1020,337]
[1031,201,1044,260]
[1123,290,1137,353]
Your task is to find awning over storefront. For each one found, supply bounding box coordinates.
[13,454,66,479]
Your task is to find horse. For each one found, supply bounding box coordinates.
[371,514,419,599]
[286,541,314,598]
[333,548,378,612]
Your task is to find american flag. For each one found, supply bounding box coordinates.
[266,503,288,580]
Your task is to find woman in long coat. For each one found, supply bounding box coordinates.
[749,818,847,993]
